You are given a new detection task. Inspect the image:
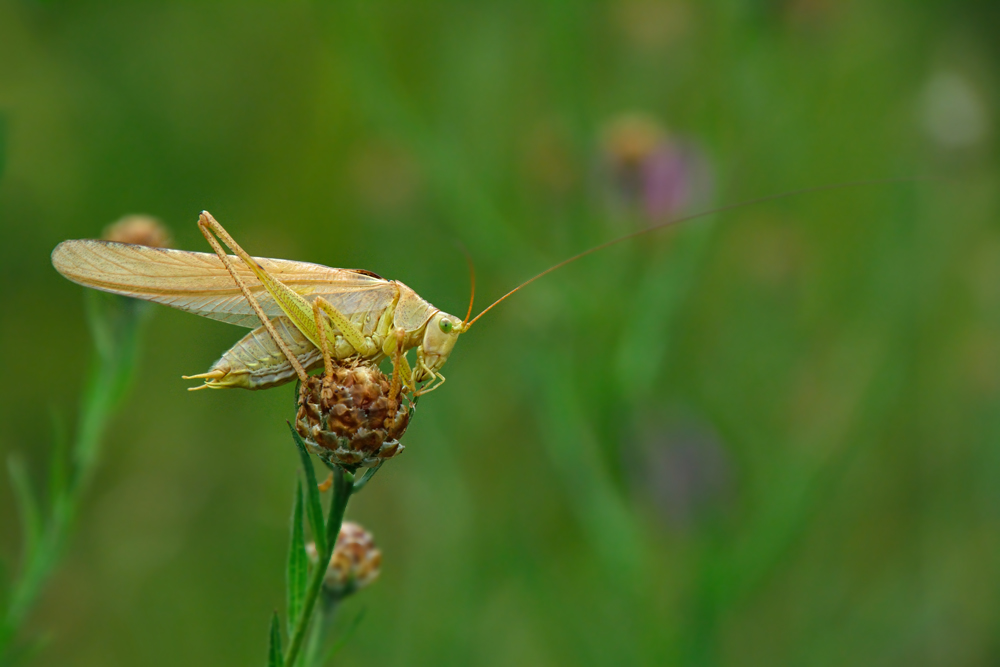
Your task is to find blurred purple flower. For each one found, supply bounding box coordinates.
[600,113,711,223]
[628,416,735,531]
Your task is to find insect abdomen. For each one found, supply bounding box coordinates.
[194,316,323,390]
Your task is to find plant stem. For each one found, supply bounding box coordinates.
[284,467,353,667]
[1,294,145,658]
[303,594,338,667]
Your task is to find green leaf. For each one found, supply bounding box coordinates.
[7,454,42,564]
[286,481,308,633]
[288,423,326,555]
[267,611,283,667]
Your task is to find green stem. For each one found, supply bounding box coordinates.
[0,294,145,658]
[303,593,339,667]
[284,467,353,667]
[351,462,382,493]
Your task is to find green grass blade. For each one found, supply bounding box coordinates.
[287,423,326,555]
[268,611,283,667]
[7,454,42,564]
[286,481,308,633]
[47,408,69,512]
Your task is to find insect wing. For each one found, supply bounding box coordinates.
[51,240,396,328]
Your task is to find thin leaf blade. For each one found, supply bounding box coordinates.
[288,423,326,554]
[268,611,283,667]
[286,481,308,633]
[7,454,42,563]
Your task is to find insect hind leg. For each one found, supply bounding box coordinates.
[196,212,309,382]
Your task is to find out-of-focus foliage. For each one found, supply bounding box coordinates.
[0,1,997,665]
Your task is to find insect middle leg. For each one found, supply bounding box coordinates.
[312,298,335,379]
[382,328,416,397]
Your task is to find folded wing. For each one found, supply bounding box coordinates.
[52,240,396,329]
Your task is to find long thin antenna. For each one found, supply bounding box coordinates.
[465,177,928,328]
[456,242,476,328]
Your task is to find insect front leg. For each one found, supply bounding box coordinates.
[410,349,446,396]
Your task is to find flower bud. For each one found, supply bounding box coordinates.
[600,113,711,221]
[295,359,412,470]
[306,522,382,597]
[102,214,173,248]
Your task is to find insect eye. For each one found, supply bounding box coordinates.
[439,319,454,334]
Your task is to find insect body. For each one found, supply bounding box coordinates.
[52,182,902,395]
[198,316,322,390]
[52,212,467,392]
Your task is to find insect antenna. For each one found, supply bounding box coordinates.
[456,241,476,329]
[464,177,929,328]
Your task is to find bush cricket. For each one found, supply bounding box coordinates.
[51,180,912,396]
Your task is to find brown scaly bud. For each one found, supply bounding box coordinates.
[306,522,382,597]
[102,214,173,248]
[295,359,412,470]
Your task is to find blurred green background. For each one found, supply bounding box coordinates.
[1,1,998,665]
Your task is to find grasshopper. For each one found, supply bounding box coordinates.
[53,212,465,394]
[51,181,906,395]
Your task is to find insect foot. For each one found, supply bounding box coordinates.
[295,359,412,471]
[305,522,382,599]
